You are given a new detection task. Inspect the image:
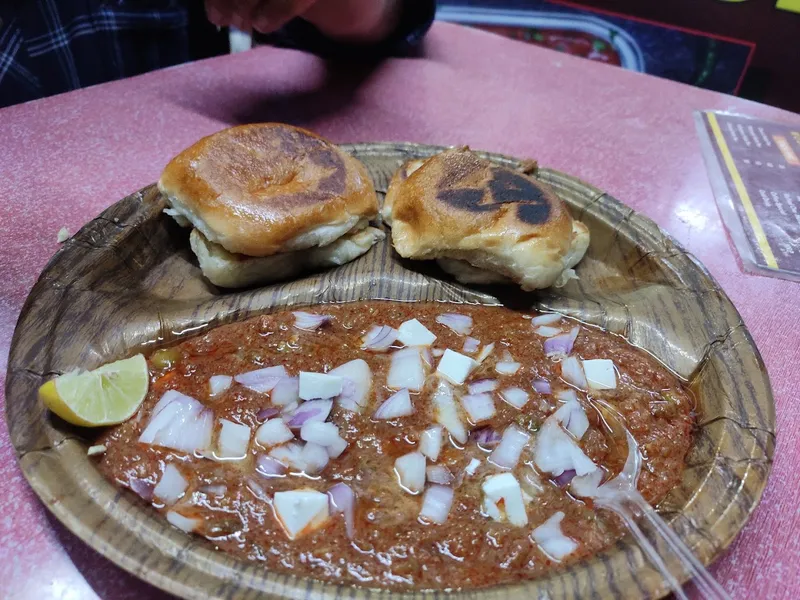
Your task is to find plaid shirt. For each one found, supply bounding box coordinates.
[0,0,434,108]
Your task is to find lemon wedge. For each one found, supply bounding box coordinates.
[39,354,149,426]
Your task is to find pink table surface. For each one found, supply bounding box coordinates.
[1,21,798,600]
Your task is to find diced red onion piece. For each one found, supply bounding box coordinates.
[553,398,590,440]
[394,451,426,494]
[532,313,562,326]
[300,421,340,446]
[245,476,268,500]
[362,325,399,351]
[553,469,577,487]
[209,375,232,397]
[166,511,200,533]
[374,388,414,419]
[326,435,348,458]
[475,342,495,364]
[419,426,443,462]
[543,326,580,358]
[468,379,498,394]
[256,407,280,421]
[217,419,251,459]
[129,477,155,501]
[284,399,333,429]
[327,483,355,539]
[388,348,426,391]
[268,442,305,471]
[270,376,299,406]
[432,348,445,357]
[420,347,433,368]
[419,484,454,525]
[495,361,521,376]
[234,366,288,393]
[330,359,372,413]
[555,388,577,403]
[460,392,496,424]
[255,418,294,447]
[199,484,227,496]
[300,442,330,474]
[139,390,213,454]
[534,326,562,338]
[489,425,530,469]
[533,379,552,395]
[501,387,529,409]
[426,464,454,485]
[560,356,587,390]
[256,454,287,477]
[531,511,578,561]
[292,311,331,331]
[534,418,597,477]
[462,337,480,353]
[436,313,473,335]
[471,426,502,449]
[432,379,467,444]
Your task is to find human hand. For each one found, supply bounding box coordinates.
[205,0,318,34]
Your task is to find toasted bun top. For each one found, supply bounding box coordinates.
[158,124,378,257]
[387,148,589,289]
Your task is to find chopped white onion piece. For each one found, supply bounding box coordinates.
[387,348,426,391]
[495,361,521,376]
[300,442,330,474]
[468,379,498,394]
[200,484,227,496]
[462,337,480,353]
[419,484,454,525]
[209,375,232,397]
[460,392,496,424]
[300,421,340,446]
[397,319,436,346]
[268,442,305,471]
[256,418,295,447]
[270,376,299,406]
[419,426,443,462]
[420,347,433,368]
[217,419,251,459]
[235,366,289,393]
[153,464,187,505]
[326,435,348,458]
[475,342,495,364]
[482,472,528,526]
[394,451,426,494]
[534,326,562,338]
[553,399,590,440]
[432,348,445,357]
[501,387,529,409]
[273,489,330,540]
[436,349,476,385]
[166,511,200,533]
[426,464,454,485]
[432,379,467,444]
[292,311,331,331]
[362,325,399,351]
[532,512,578,561]
[87,444,107,456]
[329,359,372,412]
[489,425,530,469]
[582,359,617,390]
[464,457,481,476]
[561,356,587,389]
[534,418,597,477]
[374,388,414,419]
[532,313,562,326]
[569,468,604,499]
[298,372,343,400]
[436,313,473,335]
[139,390,213,454]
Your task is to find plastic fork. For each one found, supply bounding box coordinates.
[575,404,732,600]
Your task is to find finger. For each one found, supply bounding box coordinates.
[252,0,317,34]
[205,0,229,27]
